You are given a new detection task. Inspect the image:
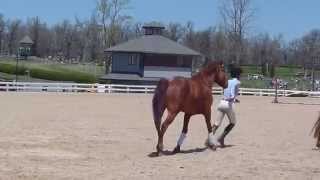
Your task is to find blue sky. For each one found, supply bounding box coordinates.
[1,0,320,41]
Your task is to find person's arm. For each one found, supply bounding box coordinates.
[234,84,240,97]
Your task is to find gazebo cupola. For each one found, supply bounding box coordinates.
[142,23,165,36]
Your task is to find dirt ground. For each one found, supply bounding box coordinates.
[0,93,319,180]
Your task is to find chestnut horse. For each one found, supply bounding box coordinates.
[152,61,228,155]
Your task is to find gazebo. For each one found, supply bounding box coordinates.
[101,24,202,84]
[19,35,33,60]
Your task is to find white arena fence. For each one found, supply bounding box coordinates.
[0,81,319,97]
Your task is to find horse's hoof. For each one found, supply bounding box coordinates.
[172,146,181,154]
[208,145,217,151]
[205,139,219,149]
[218,138,225,148]
[157,144,163,153]
[204,139,209,147]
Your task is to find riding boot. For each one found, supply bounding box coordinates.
[218,123,235,147]
[172,145,180,154]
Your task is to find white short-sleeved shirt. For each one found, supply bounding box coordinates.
[223,78,241,103]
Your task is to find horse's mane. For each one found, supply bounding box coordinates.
[193,60,223,77]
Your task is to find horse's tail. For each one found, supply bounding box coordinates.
[152,78,169,135]
[311,113,320,138]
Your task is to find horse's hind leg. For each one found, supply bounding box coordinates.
[157,111,178,154]
[172,114,191,154]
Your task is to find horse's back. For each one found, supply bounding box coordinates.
[165,76,212,114]
[165,77,190,111]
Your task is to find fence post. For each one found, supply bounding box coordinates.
[108,85,111,93]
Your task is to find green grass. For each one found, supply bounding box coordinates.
[275,66,301,78]
[240,65,302,78]
[0,57,105,76]
[240,79,270,89]
[0,58,101,83]
[0,63,27,75]
[29,68,96,83]
[241,65,262,75]
[239,65,320,89]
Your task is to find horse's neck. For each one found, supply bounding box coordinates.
[192,72,214,88]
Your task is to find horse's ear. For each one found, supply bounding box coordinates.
[216,60,223,66]
[221,63,225,70]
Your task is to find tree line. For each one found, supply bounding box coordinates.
[0,0,319,76]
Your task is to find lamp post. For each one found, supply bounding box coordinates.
[15,52,19,82]
[17,35,33,83]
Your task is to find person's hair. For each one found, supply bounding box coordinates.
[230,66,242,78]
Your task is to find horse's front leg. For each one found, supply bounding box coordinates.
[204,112,218,150]
[157,111,177,155]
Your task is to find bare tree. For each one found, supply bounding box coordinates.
[211,27,229,62]
[96,0,131,48]
[183,21,197,50]
[7,19,21,55]
[287,39,303,66]
[220,0,255,64]
[28,16,41,56]
[133,22,143,37]
[196,28,213,58]
[0,14,5,53]
[250,33,283,76]
[85,14,104,62]
[37,24,52,57]
[51,20,74,61]
[301,30,320,65]
[164,23,184,42]
[73,17,87,62]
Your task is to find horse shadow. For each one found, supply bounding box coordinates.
[147,145,235,158]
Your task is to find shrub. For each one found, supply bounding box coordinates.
[29,68,96,83]
[0,63,27,75]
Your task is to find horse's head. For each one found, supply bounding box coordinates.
[202,60,228,88]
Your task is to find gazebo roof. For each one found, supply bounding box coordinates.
[105,35,201,56]
[19,36,34,45]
